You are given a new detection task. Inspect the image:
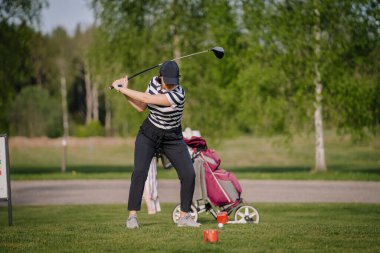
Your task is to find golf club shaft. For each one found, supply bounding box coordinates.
[169,49,208,62]
[108,65,159,90]
[108,49,210,90]
[128,64,160,80]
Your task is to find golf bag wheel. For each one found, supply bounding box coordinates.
[234,205,259,224]
[172,204,198,224]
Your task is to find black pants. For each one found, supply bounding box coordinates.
[128,119,195,212]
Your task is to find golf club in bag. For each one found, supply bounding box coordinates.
[108,46,224,90]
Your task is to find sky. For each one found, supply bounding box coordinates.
[40,0,94,35]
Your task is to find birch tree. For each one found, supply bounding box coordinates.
[60,76,69,173]
[51,27,73,173]
[73,26,99,125]
[313,0,326,171]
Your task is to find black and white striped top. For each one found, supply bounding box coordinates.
[146,77,185,130]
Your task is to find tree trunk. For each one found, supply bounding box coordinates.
[313,2,327,172]
[60,76,69,173]
[84,63,93,124]
[314,76,327,172]
[172,0,181,61]
[105,96,112,136]
[173,27,181,61]
[92,81,99,122]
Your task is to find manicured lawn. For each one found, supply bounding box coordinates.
[0,203,379,253]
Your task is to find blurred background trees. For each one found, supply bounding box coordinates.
[0,0,379,144]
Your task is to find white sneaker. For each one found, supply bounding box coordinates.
[177,214,201,228]
[126,216,139,229]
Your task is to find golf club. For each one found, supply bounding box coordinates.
[109,46,224,90]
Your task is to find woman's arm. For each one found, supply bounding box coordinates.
[112,76,171,107]
[118,87,172,107]
[111,76,147,112]
[123,95,147,112]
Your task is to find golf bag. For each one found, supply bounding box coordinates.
[185,137,242,207]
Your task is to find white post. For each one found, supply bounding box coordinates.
[0,134,12,225]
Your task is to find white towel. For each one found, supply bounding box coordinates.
[143,157,161,214]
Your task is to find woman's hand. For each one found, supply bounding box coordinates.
[112,76,129,90]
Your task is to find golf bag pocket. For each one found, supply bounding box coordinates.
[201,149,221,171]
[214,170,242,199]
[205,168,242,206]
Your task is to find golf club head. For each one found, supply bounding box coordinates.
[211,47,224,59]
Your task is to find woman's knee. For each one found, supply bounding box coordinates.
[132,169,146,177]
[179,166,195,182]
[131,166,149,181]
[188,167,196,180]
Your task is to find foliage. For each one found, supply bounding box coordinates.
[0,0,379,140]
[0,22,33,132]
[0,0,47,133]
[319,0,380,140]
[89,0,379,140]
[9,86,62,137]
[72,120,105,137]
[0,0,47,26]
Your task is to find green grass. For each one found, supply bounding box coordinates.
[8,133,380,181]
[0,203,379,253]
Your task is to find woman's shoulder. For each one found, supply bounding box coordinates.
[148,76,161,89]
[149,76,160,84]
[168,86,185,103]
[173,85,185,94]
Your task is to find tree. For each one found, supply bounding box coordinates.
[0,0,47,133]
[0,22,33,132]
[90,0,379,146]
[313,0,327,171]
[49,27,75,172]
[9,86,61,137]
[321,0,380,140]
[239,0,379,171]
[73,25,99,125]
[91,0,243,137]
[0,0,46,26]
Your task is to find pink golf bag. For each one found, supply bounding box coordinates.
[172,136,260,224]
[185,136,242,207]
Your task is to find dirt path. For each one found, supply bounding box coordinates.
[5,180,380,206]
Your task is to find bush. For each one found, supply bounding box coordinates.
[73,121,105,137]
[9,86,62,137]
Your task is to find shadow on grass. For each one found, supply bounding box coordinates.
[228,165,380,176]
[12,165,134,175]
[228,166,311,174]
[13,164,380,175]
[328,165,380,174]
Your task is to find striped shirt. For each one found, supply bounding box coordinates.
[146,77,185,130]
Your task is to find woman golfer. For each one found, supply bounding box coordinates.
[111,61,200,229]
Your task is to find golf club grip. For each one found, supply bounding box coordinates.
[108,81,128,90]
[108,76,131,90]
[109,64,160,90]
